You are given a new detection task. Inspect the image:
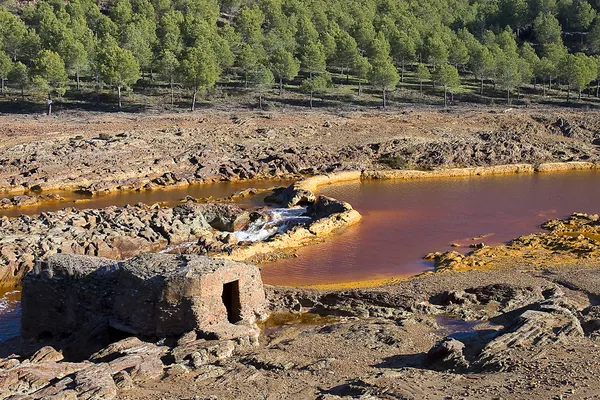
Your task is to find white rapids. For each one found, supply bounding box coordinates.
[234,207,311,242]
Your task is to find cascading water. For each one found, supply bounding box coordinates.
[235,207,312,242]
[160,206,312,253]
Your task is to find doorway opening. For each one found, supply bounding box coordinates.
[222,280,242,324]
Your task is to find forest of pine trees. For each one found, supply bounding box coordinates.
[2,0,600,112]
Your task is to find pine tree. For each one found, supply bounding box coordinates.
[368,32,399,108]
[433,63,460,107]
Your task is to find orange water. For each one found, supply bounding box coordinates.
[261,170,600,287]
[0,179,295,217]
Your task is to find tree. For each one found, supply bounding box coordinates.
[333,30,360,82]
[415,63,431,96]
[433,63,460,107]
[96,36,141,109]
[300,74,329,108]
[31,50,68,115]
[178,45,219,111]
[390,30,416,83]
[8,62,29,100]
[519,42,540,91]
[588,16,600,54]
[157,50,179,106]
[353,55,371,96]
[0,8,40,61]
[249,65,274,109]
[0,51,10,95]
[423,34,449,69]
[269,46,300,95]
[469,43,494,95]
[533,12,562,45]
[448,36,470,69]
[368,33,399,108]
[495,52,522,105]
[562,53,596,100]
[236,43,259,87]
[301,41,327,78]
[234,6,264,45]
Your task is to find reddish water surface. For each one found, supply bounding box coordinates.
[261,170,600,287]
[0,179,295,218]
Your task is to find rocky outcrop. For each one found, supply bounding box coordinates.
[0,203,226,287]
[424,212,600,273]
[215,196,362,264]
[21,254,268,357]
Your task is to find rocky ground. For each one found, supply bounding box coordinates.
[3,261,600,399]
[2,108,600,399]
[1,108,600,197]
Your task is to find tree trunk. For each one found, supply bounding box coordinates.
[21,86,24,101]
[543,80,547,97]
[279,77,283,96]
[259,93,263,110]
[567,87,570,102]
[118,86,122,109]
[444,87,447,108]
[47,97,52,116]
[533,77,537,93]
[382,88,386,108]
[401,61,404,83]
[597,80,599,98]
[579,89,582,100]
[309,90,313,109]
[507,88,510,106]
[480,77,484,95]
[245,73,248,88]
[1,78,4,95]
[191,88,197,111]
[419,79,423,96]
[170,78,174,106]
[76,71,80,90]
[358,82,362,96]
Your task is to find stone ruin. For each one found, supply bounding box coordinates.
[21,253,268,358]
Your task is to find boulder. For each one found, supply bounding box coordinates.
[422,338,469,372]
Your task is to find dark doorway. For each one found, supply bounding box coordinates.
[222,280,242,324]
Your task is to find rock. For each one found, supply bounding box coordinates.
[476,303,584,371]
[112,370,133,390]
[73,364,117,400]
[423,338,469,372]
[194,365,226,382]
[307,196,349,219]
[29,347,64,363]
[172,339,235,365]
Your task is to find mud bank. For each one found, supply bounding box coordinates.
[291,161,600,195]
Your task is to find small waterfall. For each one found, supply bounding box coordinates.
[235,207,311,242]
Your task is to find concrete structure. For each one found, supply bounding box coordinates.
[21,253,268,355]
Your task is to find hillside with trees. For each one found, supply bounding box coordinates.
[2,0,600,112]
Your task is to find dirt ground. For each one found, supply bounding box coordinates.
[110,264,600,400]
[1,107,599,195]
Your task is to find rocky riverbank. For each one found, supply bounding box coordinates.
[3,249,600,399]
[1,109,600,196]
[0,183,360,287]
